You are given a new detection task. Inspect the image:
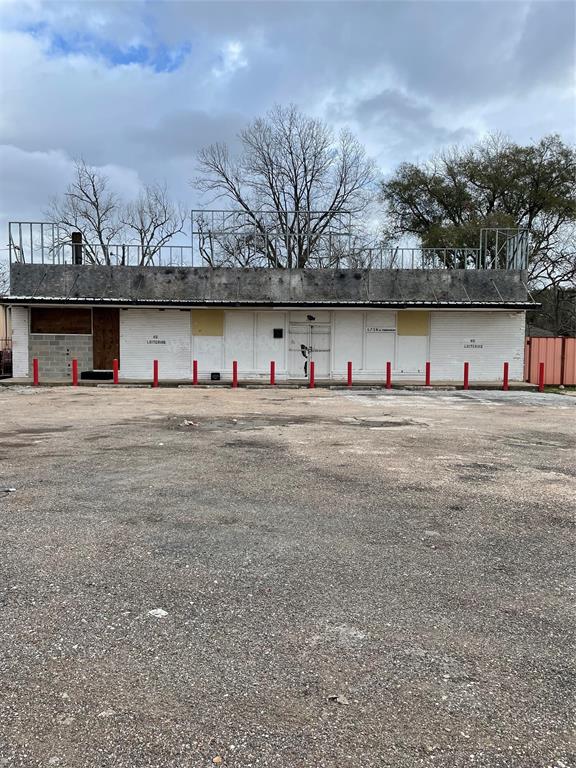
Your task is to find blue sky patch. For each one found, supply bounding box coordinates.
[21,23,190,73]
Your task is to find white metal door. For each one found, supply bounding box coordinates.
[120,309,191,380]
[396,337,428,373]
[288,323,331,378]
[310,324,331,377]
[288,325,310,378]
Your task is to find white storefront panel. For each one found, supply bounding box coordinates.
[333,311,363,374]
[309,324,331,377]
[288,311,332,378]
[364,311,396,373]
[225,311,255,372]
[110,307,525,382]
[11,306,29,377]
[397,337,428,374]
[120,308,191,379]
[332,310,396,378]
[255,312,287,374]
[430,311,525,380]
[193,334,223,374]
[288,324,333,378]
[192,310,288,379]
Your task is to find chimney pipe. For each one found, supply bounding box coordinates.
[71,231,83,265]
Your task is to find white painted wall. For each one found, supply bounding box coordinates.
[225,311,255,371]
[11,306,29,378]
[114,307,525,382]
[397,336,428,374]
[364,311,396,373]
[120,308,191,380]
[255,312,286,373]
[332,310,395,379]
[430,311,525,380]
[191,310,287,380]
[333,311,363,373]
[193,334,223,374]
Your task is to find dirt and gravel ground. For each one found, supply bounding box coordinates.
[0,385,574,768]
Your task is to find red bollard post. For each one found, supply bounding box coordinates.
[71,359,78,386]
[425,361,431,386]
[113,358,119,385]
[463,361,469,390]
[153,359,159,388]
[232,360,238,388]
[386,361,392,389]
[347,361,352,388]
[502,361,509,391]
[538,361,545,392]
[33,358,39,386]
[192,359,198,385]
[270,360,276,386]
[309,361,315,389]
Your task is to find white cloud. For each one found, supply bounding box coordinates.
[0,145,142,243]
[212,40,248,80]
[0,0,573,239]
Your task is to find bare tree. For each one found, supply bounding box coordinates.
[46,159,124,264]
[0,259,8,295]
[526,223,576,335]
[121,183,187,265]
[194,105,376,267]
[528,223,576,290]
[47,161,186,265]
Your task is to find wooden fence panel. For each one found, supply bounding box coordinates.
[564,339,576,385]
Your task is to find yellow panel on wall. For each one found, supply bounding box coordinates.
[192,309,224,336]
[397,311,430,336]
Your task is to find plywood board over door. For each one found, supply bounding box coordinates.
[93,308,120,369]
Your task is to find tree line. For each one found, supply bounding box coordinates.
[35,105,576,325]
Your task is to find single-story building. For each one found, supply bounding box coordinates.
[5,261,534,383]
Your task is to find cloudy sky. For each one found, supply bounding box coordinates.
[0,0,574,241]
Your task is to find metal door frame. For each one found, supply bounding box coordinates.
[288,321,332,378]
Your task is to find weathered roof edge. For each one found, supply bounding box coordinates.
[2,296,538,310]
[9,264,532,305]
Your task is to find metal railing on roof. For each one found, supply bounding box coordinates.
[7,221,529,270]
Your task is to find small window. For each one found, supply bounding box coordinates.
[31,308,92,334]
[273,328,284,339]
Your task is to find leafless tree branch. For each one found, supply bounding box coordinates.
[194,105,376,267]
[121,184,187,265]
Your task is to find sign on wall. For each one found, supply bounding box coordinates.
[463,338,484,349]
[146,335,167,345]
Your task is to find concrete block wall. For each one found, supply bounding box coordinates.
[29,334,93,379]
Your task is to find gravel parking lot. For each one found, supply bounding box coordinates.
[0,386,574,768]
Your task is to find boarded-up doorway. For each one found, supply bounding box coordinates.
[93,308,120,369]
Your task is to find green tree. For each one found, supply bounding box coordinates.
[380,134,576,282]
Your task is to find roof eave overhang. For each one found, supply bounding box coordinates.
[2,296,538,310]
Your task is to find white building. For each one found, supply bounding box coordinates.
[7,304,526,382]
[4,223,534,384]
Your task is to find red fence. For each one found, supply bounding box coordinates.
[524,337,576,386]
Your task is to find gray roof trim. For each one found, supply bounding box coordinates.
[2,296,537,310]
